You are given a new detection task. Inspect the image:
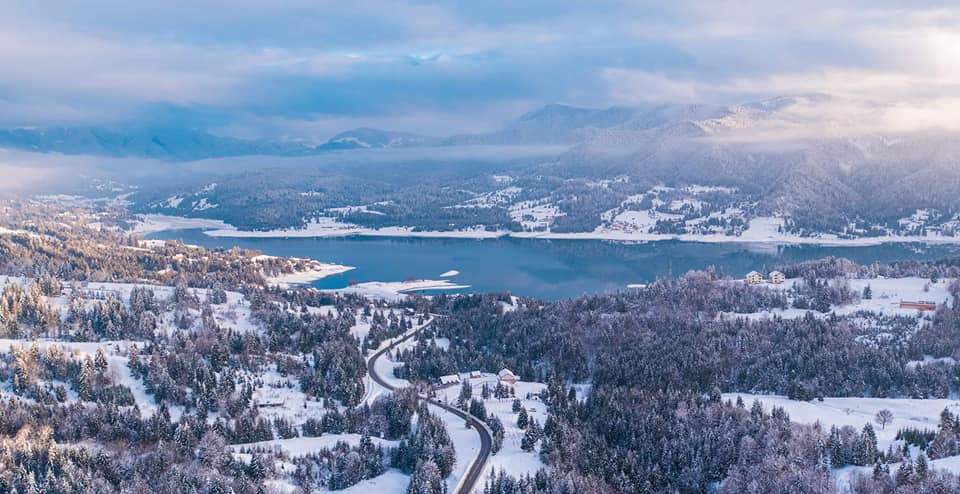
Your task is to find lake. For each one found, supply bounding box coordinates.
[147,229,960,300]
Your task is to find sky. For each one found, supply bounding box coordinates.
[3,1,960,141]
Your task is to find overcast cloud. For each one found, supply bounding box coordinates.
[1,1,958,140]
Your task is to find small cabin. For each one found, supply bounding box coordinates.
[497,368,519,386]
[469,370,482,379]
[768,271,786,284]
[439,374,461,385]
[745,271,764,285]
[900,300,937,312]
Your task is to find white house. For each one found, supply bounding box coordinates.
[745,271,764,285]
[768,271,786,284]
[439,374,461,385]
[497,368,519,385]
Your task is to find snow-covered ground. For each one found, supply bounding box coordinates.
[0,225,35,237]
[722,277,954,320]
[231,434,399,458]
[0,277,265,336]
[0,277,270,422]
[327,204,387,216]
[136,213,960,245]
[0,337,179,420]
[262,261,355,287]
[516,216,960,245]
[435,374,550,485]
[448,187,522,209]
[327,279,470,301]
[434,406,484,493]
[240,366,328,427]
[732,394,960,490]
[358,317,496,493]
[200,215,508,240]
[723,393,960,449]
[509,199,564,231]
[499,296,520,313]
[835,455,960,492]
[132,214,234,235]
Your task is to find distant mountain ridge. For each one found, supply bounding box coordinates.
[318,128,442,150]
[0,126,317,161]
[0,98,793,159]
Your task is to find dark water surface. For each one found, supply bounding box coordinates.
[147,229,960,300]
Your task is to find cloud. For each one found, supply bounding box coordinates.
[598,2,960,139]
[0,1,959,139]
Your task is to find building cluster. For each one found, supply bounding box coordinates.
[745,270,786,285]
[438,368,520,386]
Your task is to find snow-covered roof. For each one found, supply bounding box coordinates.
[439,374,461,384]
[498,368,518,380]
[746,271,762,277]
[769,270,784,276]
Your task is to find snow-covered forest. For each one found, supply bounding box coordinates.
[4,200,960,493]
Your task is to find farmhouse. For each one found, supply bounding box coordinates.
[768,271,786,284]
[745,271,764,285]
[900,300,937,311]
[439,374,461,385]
[498,368,520,385]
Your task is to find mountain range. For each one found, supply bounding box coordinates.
[8,96,960,231]
[0,97,821,159]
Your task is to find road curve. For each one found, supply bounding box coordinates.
[366,320,492,494]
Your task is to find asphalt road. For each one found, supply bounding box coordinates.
[366,321,493,494]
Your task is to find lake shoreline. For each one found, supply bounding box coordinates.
[135,213,960,248]
[145,226,960,301]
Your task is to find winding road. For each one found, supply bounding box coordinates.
[366,319,492,494]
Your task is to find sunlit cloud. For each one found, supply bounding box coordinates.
[0,1,958,138]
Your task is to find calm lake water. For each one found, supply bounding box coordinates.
[147,229,960,300]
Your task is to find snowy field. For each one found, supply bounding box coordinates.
[136,213,960,245]
[0,337,180,420]
[0,276,271,421]
[722,277,954,320]
[509,199,564,231]
[723,393,960,449]
[725,393,960,489]
[262,261,355,287]
[132,214,233,234]
[231,434,399,458]
[327,279,470,301]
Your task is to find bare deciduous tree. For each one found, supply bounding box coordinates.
[875,409,894,430]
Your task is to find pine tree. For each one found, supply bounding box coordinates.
[487,417,505,454]
[94,348,109,374]
[247,454,268,481]
[915,453,929,480]
[78,359,95,401]
[872,459,889,481]
[859,423,878,466]
[896,458,914,486]
[407,460,445,494]
[457,381,472,410]
[469,399,487,422]
[516,407,528,429]
[521,425,537,452]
